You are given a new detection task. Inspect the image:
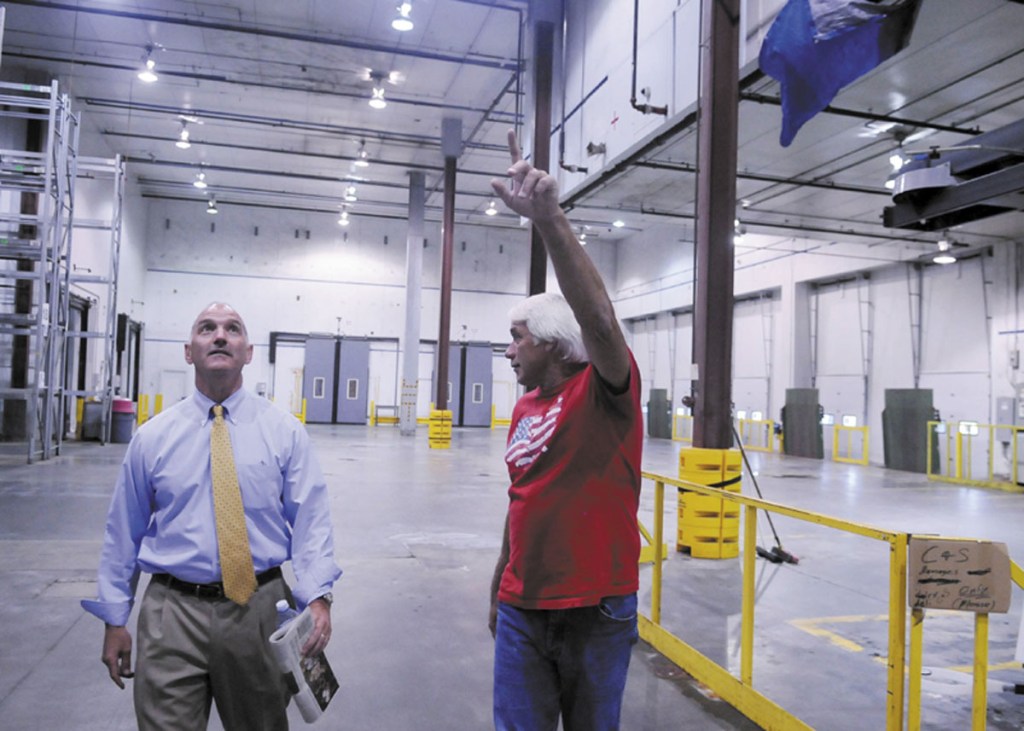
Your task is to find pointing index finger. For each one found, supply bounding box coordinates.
[507,129,522,165]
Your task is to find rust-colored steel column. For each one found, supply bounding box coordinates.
[528,19,554,295]
[435,118,461,410]
[692,0,740,449]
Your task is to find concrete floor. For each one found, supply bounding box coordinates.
[1,425,1023,730]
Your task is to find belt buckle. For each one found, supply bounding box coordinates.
[199,582,223,599]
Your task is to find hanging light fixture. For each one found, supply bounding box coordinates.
[206,198,218,215]
[612,219,625,228]
[733,218,747,242]
[338,209,350,226]
[137,46,159,83]
[193,171,208,189]
[391,2,414,31]
[354,141,370,168]
[933,239,956,265]
[485,200,498,216]
[344,185,358,202]
[175,121,191,149]
[369,86,387,110]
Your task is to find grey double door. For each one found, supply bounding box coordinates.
[302,336,370,424]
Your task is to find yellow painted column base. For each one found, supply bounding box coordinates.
[677,447,742,559]
[428,409,452,449]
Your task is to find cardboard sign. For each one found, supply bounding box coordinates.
[908,537,1010,613]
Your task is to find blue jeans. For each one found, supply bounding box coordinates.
[493,594,638,731]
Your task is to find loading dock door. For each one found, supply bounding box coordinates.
[303,336,336,424]
[335,337,370,424]
[461,343,493,427]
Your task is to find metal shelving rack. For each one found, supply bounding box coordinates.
[67,155,124,446]
[0,80,119,462]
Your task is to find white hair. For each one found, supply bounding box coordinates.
[508,292,588,364]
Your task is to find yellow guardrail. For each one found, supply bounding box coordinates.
[491,403,511,429]
[672,413,693,442]
[369,401,399,426]
[640,469,1023,731]
[293,398,307,424]
[833,424,869,465]
[135,394,164,426]
[926,421,1024,493]
[737,418,776,453]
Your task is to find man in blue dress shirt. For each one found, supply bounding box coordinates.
[82,302,341,730]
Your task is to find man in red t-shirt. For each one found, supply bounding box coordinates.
[488,130,643,731]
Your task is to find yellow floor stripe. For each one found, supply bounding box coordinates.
[790,614,1023,673]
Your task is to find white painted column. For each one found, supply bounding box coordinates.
[400,171,425,436]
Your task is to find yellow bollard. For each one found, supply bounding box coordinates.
[137,394,150,426]
[76,397,85,439]
[428,409,452,449]
[677,447,741,559]
[154,394,164,416]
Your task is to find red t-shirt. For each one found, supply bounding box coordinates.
[499,356,643,609]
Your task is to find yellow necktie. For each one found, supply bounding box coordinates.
[210,404,258,605]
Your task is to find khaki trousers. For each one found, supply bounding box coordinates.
[134,576,291,731]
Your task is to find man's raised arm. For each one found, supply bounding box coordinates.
[490,130,630,389]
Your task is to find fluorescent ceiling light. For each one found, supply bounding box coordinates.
[612,219,625,228]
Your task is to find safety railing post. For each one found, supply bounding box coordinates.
[907,608,925,731]
[972,613,989,731]
[652,480,664,625]
[927,422,935,478]
[741,504,756,685]
[956,431,964,480]
[886,535,909,731]
[987,425,995,483]
[1013,427,1020,485]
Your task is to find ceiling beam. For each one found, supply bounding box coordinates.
[1,0,522,71]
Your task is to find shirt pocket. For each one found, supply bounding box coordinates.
[236,461,284,511]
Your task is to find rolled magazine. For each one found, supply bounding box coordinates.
[268,606,339,723]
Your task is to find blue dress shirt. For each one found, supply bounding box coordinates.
[82,387,341,626]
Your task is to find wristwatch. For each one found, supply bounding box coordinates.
[315,592,334,607]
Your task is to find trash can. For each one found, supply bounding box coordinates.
[111,398,136,443]
[81,400,104,441]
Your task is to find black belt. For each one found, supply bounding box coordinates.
[151,566,282,599]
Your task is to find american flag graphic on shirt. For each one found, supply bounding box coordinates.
[505,396,563,469]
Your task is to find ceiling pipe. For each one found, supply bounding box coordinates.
[105,131,504,179]
[558,9,587,175]
[13,51,519,122]
[2,0,521,71]
[630,0,668,116]
[84,97,509,152]
[741,90,982,137]
[636,159,893,196]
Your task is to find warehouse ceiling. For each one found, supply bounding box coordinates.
[1,0,1023,266]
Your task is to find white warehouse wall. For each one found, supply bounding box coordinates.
[617,236,1024,469]
[131,197,618,416]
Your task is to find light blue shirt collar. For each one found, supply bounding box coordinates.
[191,387,246,425]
